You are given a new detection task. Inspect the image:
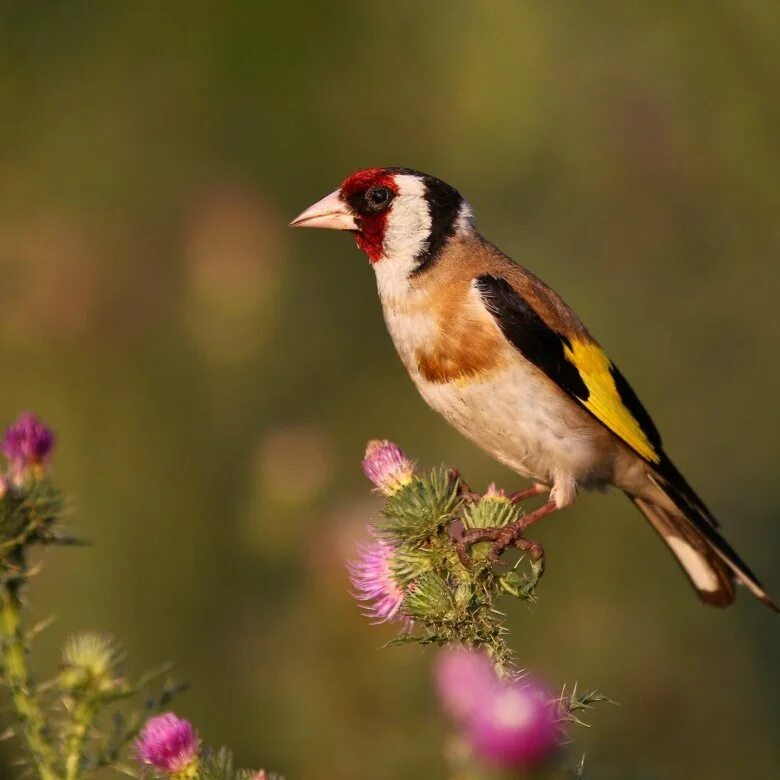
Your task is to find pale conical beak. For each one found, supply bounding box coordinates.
[289,189,358,230]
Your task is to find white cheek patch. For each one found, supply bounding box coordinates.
[666,537,720,592]
[373,174,432,302]
[383,175,431,263]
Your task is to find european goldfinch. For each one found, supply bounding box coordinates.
[291,167,776,610]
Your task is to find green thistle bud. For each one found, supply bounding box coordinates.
[379,467,462,544]
[391,546,432,587]
[402,572,454,622]
[462,485,521,531]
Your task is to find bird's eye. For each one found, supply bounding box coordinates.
[364,186,393,212]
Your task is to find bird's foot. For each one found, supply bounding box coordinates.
[487,500,557,561]
[456,499,558,568]
[498,538,546,599]
[446,468,481,503]
[514,537,545,579]
[456,526,502,567]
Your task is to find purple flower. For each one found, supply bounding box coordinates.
[2,412,55,478]
[348,534,406,623]
[434,647,499,720]
[136,713,199,774]
[435,649,559,770]
[362,440,414,495]
[467,678,558,769]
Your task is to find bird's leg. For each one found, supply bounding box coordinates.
[488,500,558,562]
[448,471,548,506]
[506,483,548,505]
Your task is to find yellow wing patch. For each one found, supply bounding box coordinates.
[563,338,660,463]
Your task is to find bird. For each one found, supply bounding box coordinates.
[290,167,776,611]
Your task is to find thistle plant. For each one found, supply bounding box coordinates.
[0,413,277,780]
[351,440,608,776]
[351,439,547,665]
[134,714,275,780]
[0,411,603,778]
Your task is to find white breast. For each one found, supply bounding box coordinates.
[424,362,609,481]
[379,297,617,501]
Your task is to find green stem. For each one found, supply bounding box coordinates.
[64,697,96,780]
[0,580,59,780]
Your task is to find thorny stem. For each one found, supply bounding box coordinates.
[0,573,59,780]
[64,697,97,780]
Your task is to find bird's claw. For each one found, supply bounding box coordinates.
[486,518,533,562]
[455,527,502,568]
[514,537,546,578]
[446,468,481,503]
[456,519,544,569]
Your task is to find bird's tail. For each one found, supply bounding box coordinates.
[628,472,777,611]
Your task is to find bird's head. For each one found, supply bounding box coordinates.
[290,168,473,273]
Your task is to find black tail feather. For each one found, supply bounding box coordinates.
[631,460,777,611]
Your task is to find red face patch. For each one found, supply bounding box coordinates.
[339,168,399,262]
[340,168,397,198]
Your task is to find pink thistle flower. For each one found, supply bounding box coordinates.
[467,677,559,769]
[435,649,559,770]
[348,534,406,623]
[362,440,414,495]
[2,412,55,479]
[483,483,509,501]
[136,713,199,774]
[434,647,499,720]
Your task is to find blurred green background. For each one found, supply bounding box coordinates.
[1,2,778,778]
